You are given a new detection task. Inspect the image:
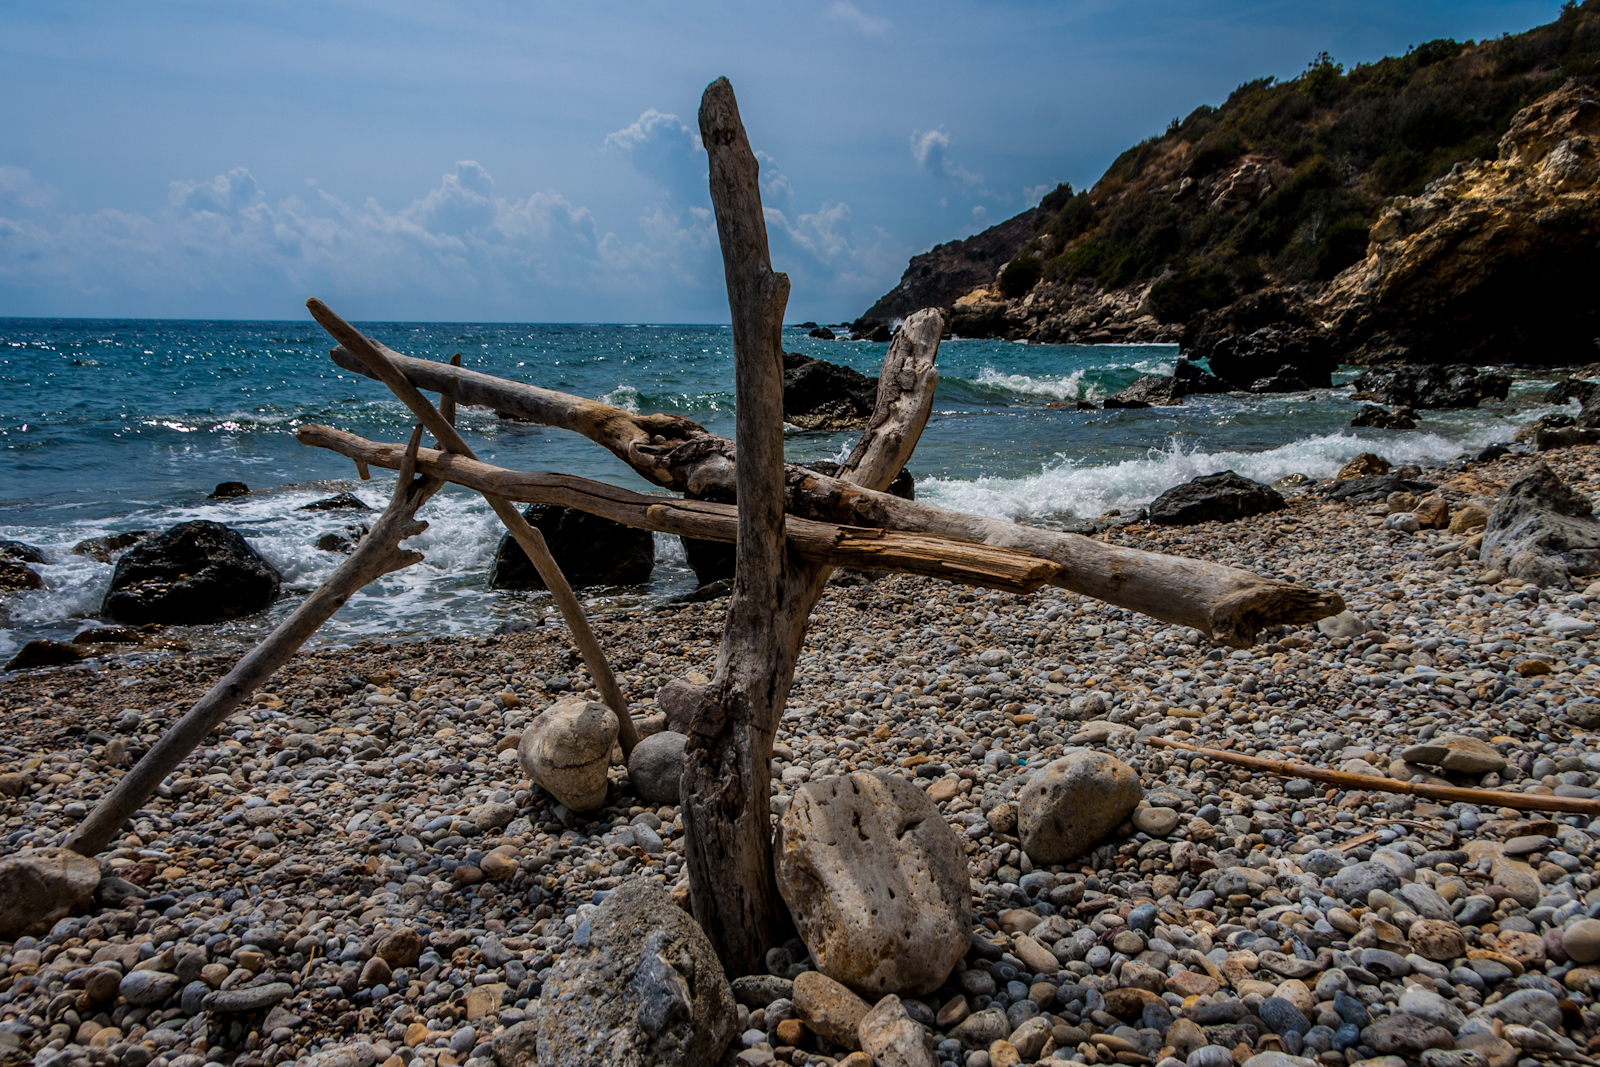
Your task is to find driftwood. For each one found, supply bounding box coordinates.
[326,348,1342,646]
[66,429,444,856]
[1146,736,1600,816]
[305,299,639,755]
[296,425,1062,592]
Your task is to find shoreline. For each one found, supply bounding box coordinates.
[2,444,1600,1067]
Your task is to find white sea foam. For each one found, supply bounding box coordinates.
[917,426,1512,524]
[973,367,1095,401]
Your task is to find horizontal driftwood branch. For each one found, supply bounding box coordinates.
[1146,737,1600,816]
[296,425,1062,593]
[326,348,1342,646]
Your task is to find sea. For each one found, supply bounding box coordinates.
[0,317,1577,659]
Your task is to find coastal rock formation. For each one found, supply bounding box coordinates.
[296,492,373,512]
[1017,751,1142,864]
[488,504,654,590]
[517,697,618,812]
[1148,472,1286,525]
[1186,291,1337,391]
[1104,359,1231,408]
[1349,366,1510,410]
[70,531,150,562]
[774,773,970,997]
[530,879,735,1067]
[102,520,281,625]
[782,352,878,430]
[853,209,1037,331]
[1322,81,1600,364]
[1351,405,1417,430]
[1479,464,1600,588]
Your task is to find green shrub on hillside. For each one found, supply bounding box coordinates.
[1011,0,1600,320]
[997,255,1044,298]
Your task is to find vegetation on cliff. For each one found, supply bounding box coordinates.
[1027,1,1600,321]
[856,1,1600,347]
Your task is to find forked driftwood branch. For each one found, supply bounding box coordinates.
[66,428,444,856]
[325,346,1343,646]
[1146,737,1600,816]
[305,299,639,755]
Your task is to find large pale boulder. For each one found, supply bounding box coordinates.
[530,879,734,1066]
[774,773,970,998]
[1480,465,1600,588]
[1017,751,1142,865]
[0,847,102,939]
[517,697,617,812]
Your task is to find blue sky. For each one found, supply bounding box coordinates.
[0,0,1561,323]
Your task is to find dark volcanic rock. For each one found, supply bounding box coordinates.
[853,324,893,343]
[0,540,48,565]
[1544,378,1600,407]
[782,352,878,430]
[1349,365,1510,410]
[1480,464,1600,588]
[1323,475,1438,503]
[70,532,150,563]
[1148,472,1285,525]
[808,326,837,340]
[1249,365,1312,393]
[855,208,1037,330]
[678,535,736,589]
[1350,405,1417,430]
[208,481,250,499]
[103,521,282,624]
[0,563,43,592]
[1105,359,1229,407]
[5,639,89,671]
[489,504,655,590]
[1183,289,1337,391]
[297,492,374,512]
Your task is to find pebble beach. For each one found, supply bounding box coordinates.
[5,443,1600,1067]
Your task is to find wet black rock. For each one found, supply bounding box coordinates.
[1184,290,1336,391]
[5,639,89,671]
[1350,405,1418,430]
[208,482,250,499]
[1349,364,1510,410]
[489,504,655,590]
[297,492,374,512]
[102,521,282,624]
[0,540,48,565]
[70,532,150,563]
[1104,359,1229,408]
[808,326,837,340]
[782,352,879,430]
[1249,365,1312,393]
[1148,471,1285,525]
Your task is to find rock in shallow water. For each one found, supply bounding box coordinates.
[102,520,281,624]
[775,773,970,997]
[530,879,734,1066]
[1148,471,1286,526]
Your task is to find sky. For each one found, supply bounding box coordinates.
[0,0,1564,324]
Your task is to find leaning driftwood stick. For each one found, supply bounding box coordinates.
[326,344,1342,646]
[1146,737,1600,816]
[66,429,443,856]
[296,425,1061,592]
[305,300,640,755]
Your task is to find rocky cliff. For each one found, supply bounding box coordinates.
[852,3,1600,365]
[852,209,1036,329]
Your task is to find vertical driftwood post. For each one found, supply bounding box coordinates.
[681,77,798,973]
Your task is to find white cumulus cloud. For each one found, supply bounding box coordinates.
[825,1,890,37]
[910,126,981,188]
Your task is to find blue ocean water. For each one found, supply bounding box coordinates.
[0,317,1571,655]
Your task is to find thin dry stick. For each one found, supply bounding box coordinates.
[67,429,443,856]
[1146,736,1600,816]
[306,299,639,754]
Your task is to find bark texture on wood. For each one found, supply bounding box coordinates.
[307,300,639,753]
[67,430,443,857]
[1146,737,1600,816]
[327,341,1341,646]
[297,425,1060,592]
[681,76,797,975]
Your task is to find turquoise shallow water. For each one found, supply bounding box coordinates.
[0,317,1574,654]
